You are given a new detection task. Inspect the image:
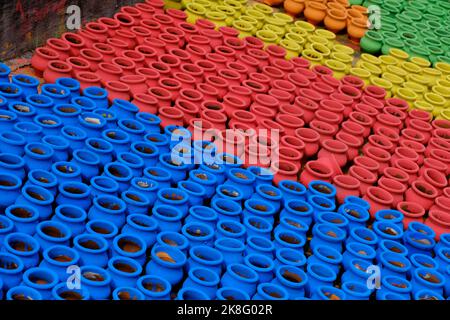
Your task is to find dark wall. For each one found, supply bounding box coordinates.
[0,0,142,60]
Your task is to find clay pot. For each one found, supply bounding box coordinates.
[112,57,136,76]
[429,149,450,175]
[304,1,327,25]
[271,161,300,186]
[295,128,320,158]
[363,135,394,154]
[318,139,348,168]
[425,210,450,240]
[353,156,379,175]
[148,87,173,109]
[324,8,347,33]
[347,17,367,43]
[383,167,409,188]
[274,147,303,168]
[405,181,439,211]
[279,104,305,120]
[104,81,131,102]
[43,60,73,84]
[294,96,319,123]
[299,160,333,185]
[348,112,373,138]
[363,186,394,218]
[275,114,305,137]
[92,43,116,64]
[333,175,360,204]
[98,17,121,37]
[75,72,101,91]
[374,113,402,136]
[364,146,391,175]
[284,0,306,16]
[418,168,447,195]
[201,110,227,131]
[131,93,158,114]
[120,75,148,97]
[62,32,86,56]
[348,165,377,196]
[392,158,419,186]
[280,135,306,155]
[158,106,184,128]
[31,47,60,72]
[45,38,71,61]
[430,196,450,214]
[335,132,362,161]
[419,158,447,177]
[314,110,341,131]
[397,202,425,229]
[309,120,338,144]
[174,99,200,126]
[378,177,406,207]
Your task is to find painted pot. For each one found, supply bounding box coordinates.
[5,205,39,235]
[88,195,127,228]
[52,204,87,237]
[39,245,80,282]
[3,233,40,269]
[15,185,54,220]
[107,256,142,289]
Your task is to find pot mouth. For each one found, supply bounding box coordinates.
[38,221,70,242]
[152,245,187,267]
[115,234,146,256]
[23,185,53,204]
[218,220,245,237]
[75,233,108,253]
[95,195,126,213]
[412,181,438,198]
[182,222,214,240]
[109,257,141,276]
[45,246,78,266]
[4,233,38,255]
[315,223,344,241]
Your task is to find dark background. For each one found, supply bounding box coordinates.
[0,0,142,61]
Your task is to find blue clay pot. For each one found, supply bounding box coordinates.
[155,187,189,216]
[274,248,306,270]
[411,267,445,296]
[308,180,336,200]
[85,138,114,166]
[408,222,436,240]
[71,96,96,112]
[244,253,274,283]
[156,231,189,254]
[112,287,144,300]
[3,233,39,268]
[375,209,404,230]
[376,292,407,300]
[247,166,274,187]
[414,290,445,300]
[377,240,408,260]
[0,83,23,104]
[146,244,187,285]
[53,104,82,127]
[34,114,63,136]
[215,153,243,174]
[52,283,90,300]
[223,168,256,200]
[90,176,119,198]
[94,108,118,129]
[73,234,109,268]
[56,181,91,210]
[178,180,206,207]
[102,162,133,192]
[0,153,26,180]
[187,245,223,276]
[55,78,81,97]
[26,94,54,115]
[129,177,158,203]
[173,143,194,171]
[183,267,220,299]
[435,234,450,252]
[164,125,191,148]
[211,197,242,221]
[11,74,39,97]
[445,266,450,298]
[216,219,246,242]
[144,132,170,154]
[52,205,87,237]
[33,221,71,252]
[212,183,245,204]
[342,242,376,270]
[199,162,227,184]
[13,122,43,143]
[0,132,26,156]
[311,223,346,253]
[112,233,147,266]
[16,185,54,220]
[305,263,336,298]
[376,275,412,300]
[122,214,159,248]
[130,141,159,167]
[0,62,11,82]
[274,229,306,251]
[159,152,189,183]
[189,169,219,198]
[341,281,372,300]
[373,221,404,242]
[0,110,18,132]
[84,87,108,108]
[85,219,119,247]
[5,205,38,235]
[110,99,139,118]
[61,126,87,152]
[221,263,259,296]
[338,203,370,231]
[316,211,349,230]
[346,226,379,248]
[311,286,346,300]
[193,140,216,166]
[434,247,450,274]
[23,142,54,171]
[71,149,100,181]
[8,102,36,122]
[25,169,58,195]
[278,180,307,204]
[244,216,273,239]
[137,275,171,300]
[308,195,336,222]
[344,195,371,211]
[243,198,276,225]
[42,135,70,162]
[51,161,82,184]
[216,287,250,300]
[143,166,172,189]
[78,112,107,138]
[214,238,245,266]
[107,256,142,289]
[0,215,14,245]
[379,251,411,279]
[118,118,146,141]
[102,129,131,156]
[341,258,372,285]
[403,231,435,257]
[41,84,70,104]
[182,221,214,248]
[39,245,80,282]
[271,265,308,299]
[88,195,127,228]
[152,204,183,232]
[80,265,112,300]
[410,253,438,272]
[7,286,42,300]
[135,112,161,133]
[308,245,343,275]
[121,190,150,215]
[253,283,289,300]
[280,199,313,226]
[117,152,145,177]
[246,236,275,258]
[22,267,58,299]
[251,184,282,212]
[0,253,24,291]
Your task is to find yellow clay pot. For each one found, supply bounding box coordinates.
[255,29,279,46]
[432,85,450,107]
[422,68,442,87]
[406,74,430,88]
[424,92,446,117]
[313,29,336,49]
[185,2,207,23]
[389,48,409,66]
[232,20,256,38]
[379,55,398,73]
[286,26,308,38]
[244,9,266,28]
[285,32,306,48]
[413,100,434,114]
[436,79,450,89]
[264,15,287,29]
[223,0,243,15]
[401,61,422,75]
[382,72,404,95]
[279,38,302,59]
[294,20,316,33]
[410,56,431,69]
[252,3,273,16]
[215,5,237,24]
[371,77,393,98]
[205,11,229,28]
[273,12,294,24]
[330,52,353,67]
[263,23,285,38]
[386,65,408,80]
[325,59,347,79]
[306,34,329,49]
[359,61,382,79]
[435,62,450,79]
[238,15,259,28]
[332,44,354,56]
[358,53,382,66]
[349,67,371,86]
[310,42,331,60]
[438,109,450,121]
[302,49,323,67]
[403,81,426,100]
[396,87,418,109]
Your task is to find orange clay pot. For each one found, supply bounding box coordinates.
[324,8,347,33]
[351,5,368,16]
[326,2,346,11]
[346,8,364,24]
[330,0,349,8]
[264,0,284,6]
[304,1,327,25]
[347,17,367,43]
[283,0,306,17]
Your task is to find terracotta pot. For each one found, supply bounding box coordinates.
[347,17,367,43]
[120,75,148,97]
[318,139,348,167]
[104,81,131,102]
[75,72,101,91]
[43,60,73,83]
[391,158,419,186]
[324,8,347,33]
[202,110,227,131]
[280,135,306,155]
[425,210,450,240]
[348,112,374,138]
[363,186,394,218]
[374,113,402,136]
[310,120,338,144]
[378,177,406,207]
[131,93,158,114]
[335,131,362,161]
[429,149,450,175]
[174,99,200,126]
[397,202,425,229]
[62,32,86,56]
[284,0,306,16]
[353,156,379,175]
[92,43,116,64]
[364,146,391,175]
[304,1,327,25]
[295,128,320,158]
[271,161,300,186]
[405,181,439,211]
[148,86,173,109]
[158,106,184,128]
[275,114,305,137]
[383,167,409,188]
[348,165,377,196]
[363,135,394,154]
[31,47,60,72]
[98,17,121,37]
[112,57,136,76]
[299,160,333,185]
[418,168,447,195]
[158,78,182,100]
[294,96,319,123]
[333,174,361,204]
[419,158,447,177]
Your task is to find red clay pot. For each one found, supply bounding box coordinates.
[363,85,386,102]
[426,138,450,158]
[43,60,73,83]
[363,135,394,155]
[338,84,362,106]
[384,106,407,124]
[224,37,246,53]
[329,92,354,118]
[312,65,333,78]
[158,33,182,52]
[115,11,138,28]
[75,72,101,91]
[400,128,427,145]
[386,97,409,112]
[226,61,248,82]
[195,18,216,31]
[92,43,116,64]
[392,158,419,186]
[250,106,277,125]
[177,21,199,37]
[279,104,305,120]
[310,120,338,144]
[318,139,349,167]
[274,147,303,168]
[120,75,147,97]
[158,54,181,74]
[121,50,146,69]
[104,81,131,102]
[252,94,279,111]
[266,44,287,61]
[244,36,265,51]
[214,129,245,156]
[257,119,286,139]
[295,128,320,158]
[341,75,365,89]
[148,86,173,108]
[287,73,311,93]
[364,146,391,175]
[275,114,305,137]
[336,131,362,161]
[205,75,229,99]
[291,57,311,69]
[136,68,160,88]
[425,210,450,240]
[158,78,182,100]
[295,67,318,82]
[418,168,447,195]
[174,99,200,125]
[201,100,225,115]
[173,72,196,90]
[390,147,420,165]
[363,186,394,218]
[397,201,425,229]
[374,113,403,135]
[432,128,450,142]
[354,103,379,118]
[135,3,156,20]
[236,54,259,74]
[268,88,292,105]
[353,156,380,175]
[80,48,104,71]
[383,166,409,187]
[85,21,109,43]
[112,57,136,76]
[311,82,334,100]
[115,29,138,49]
[405,180,439,211]
[444,187,450,198]
[225,86,253,108]
[320,74,341,89]
[249,72,271,89]
[201,109,228,131]
[218,26,239,40]
[197,29,222,50]
[45,38,71,61]
[194,59,216,78]
[66,57,91,77]
[131,93,158,113]
[373,126,400,151]
[320,99,345,123]
[31,47,60,72]
[378,176,406,207]
[242,80,267,99]
[361,95,384,112]
[294,96,319,123]
[339,121,365,145]
[217,68,241,87]
[196,83,220,101]
[432,119,450,130]
[348,165,377,196]
[229,110,256,128]
[419,158,447,177]
[348,111,374,137]
[247,48,270,68]
[429,149,450,175]
[299,160,333,185]
[271,161,300,186]
[179,88,204,106]
[62,32,87,56]
[223,96,247,118]
[271,59,295,75]
[333,175,361,204]
[314,110,341,131]
[399,140,425,165]
[408,119,433,142]
[158,106,184,128]
[98,17,121,37]
[106,38,129,57]
[163,26,186,47]
[280,135,306,155]
[261,66,285,82]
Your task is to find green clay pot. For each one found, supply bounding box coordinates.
[360,30,383,54]
[438,1,450,10]
[381,31,398,39]
[395,13,413,25]
[404,39,422,49]
[403,10,422,21]
[380,24,397,34]
[428,46,445,65]
[409,2,427,11]
[434,28,449,39]
[363,0,383,7]
[381,15,397,26]
[437,56,450,66]
[427,6,445,19]
[349,0,363,5]
[423,37,442,48]
[397,24,417,35]
[424,19,441,30]
[399,31,418,43]
[185,3,207,24]
[381,37,404,56]
[409,46,431,61]
[383,3,401,16]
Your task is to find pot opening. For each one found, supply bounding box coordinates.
[10,240,32,252]
[11,207,33,218]
[83,271,104,282]
[42,226,64,238]
[99,200,122,211]
[118,238,141,253]
[59,291,83,300]
[117,290,138,300]
[419,272,440,284]
[26,189,46,201]
[279,233,300,244]
[113,262,136,273]
[80,239,101,250]
[0,257,18,270]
